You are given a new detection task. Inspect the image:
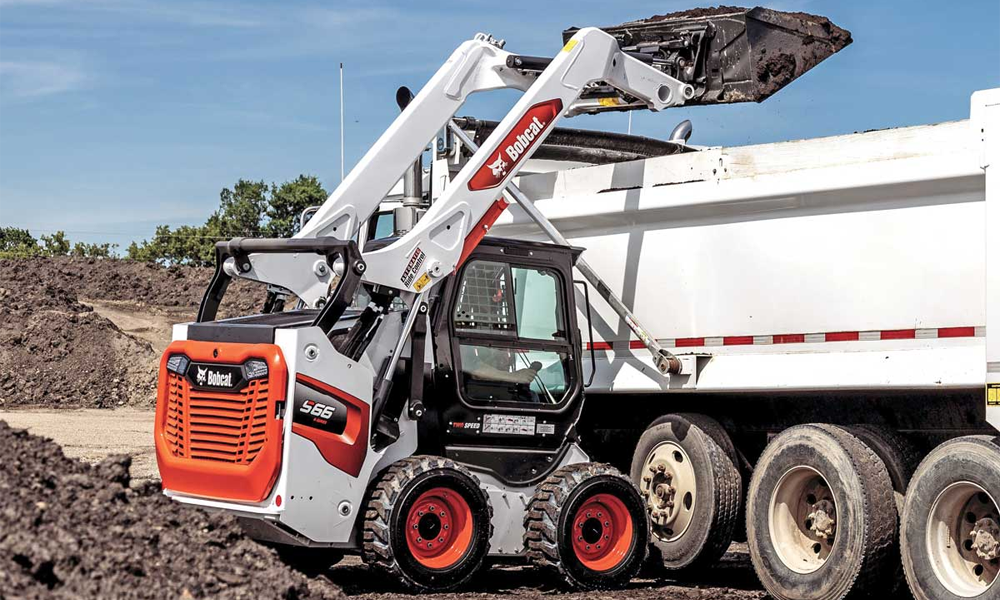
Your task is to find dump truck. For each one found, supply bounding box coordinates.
[153,7,1000,600]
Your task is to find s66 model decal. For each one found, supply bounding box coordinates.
[292,381,348,435]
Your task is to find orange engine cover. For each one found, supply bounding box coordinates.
[154,340,286,503]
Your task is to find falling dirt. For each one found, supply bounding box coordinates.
[0,420,343,600]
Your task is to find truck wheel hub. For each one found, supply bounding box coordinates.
[640,442,696,542]
[972,517,1000,561]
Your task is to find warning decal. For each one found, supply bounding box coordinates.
[483,414,535,436]
[988,384,1000,407]
[400,247,425,288]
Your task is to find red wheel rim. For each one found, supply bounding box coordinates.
[405,487,474,569]
[570,493,634,572]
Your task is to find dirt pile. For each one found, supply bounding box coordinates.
[5,256,267,315]
[0,258,275,408]
[0,421,342,599]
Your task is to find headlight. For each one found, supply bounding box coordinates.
[166,354,189,374]
[243,359,269,380]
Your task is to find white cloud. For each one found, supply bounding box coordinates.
[0,60,87,98]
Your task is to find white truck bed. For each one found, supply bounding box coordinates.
[492,98,992,398]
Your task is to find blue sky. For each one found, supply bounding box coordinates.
[1,0,998,249]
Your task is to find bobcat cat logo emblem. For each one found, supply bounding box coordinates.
[196,366,207,386]
[488,154,508,179]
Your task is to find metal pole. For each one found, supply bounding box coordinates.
[339,62,345,182]
[446,121,680,375]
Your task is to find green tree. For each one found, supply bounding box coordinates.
[40,230,71,256]
[71,241,117,258]
[0,227,40,257]
[266,175,328,237]
[217,179,268,238]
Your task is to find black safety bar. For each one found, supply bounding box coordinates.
[197,237,366,334]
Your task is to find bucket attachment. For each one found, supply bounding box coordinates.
[563,6,851,108]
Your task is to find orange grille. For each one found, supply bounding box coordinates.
[164,372,270,464]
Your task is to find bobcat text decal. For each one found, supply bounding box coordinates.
[468,99,563,191]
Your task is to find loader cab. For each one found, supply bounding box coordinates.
[423,237,587,486]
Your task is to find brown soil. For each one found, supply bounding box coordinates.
[647,5,747,20]
[0,257,272,409]
[0,420,342,599]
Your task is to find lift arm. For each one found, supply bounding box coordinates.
[228,28,692,309]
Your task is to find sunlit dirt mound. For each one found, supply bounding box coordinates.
[0,421,342,599]
[0,257,272,408]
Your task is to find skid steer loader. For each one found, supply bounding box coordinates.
[154,7,849,591]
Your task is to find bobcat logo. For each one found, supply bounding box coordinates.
[488,154,508,179]
[196,366,207,386]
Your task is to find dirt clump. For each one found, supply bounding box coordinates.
[0,420,342,599]
[647,5,747,20]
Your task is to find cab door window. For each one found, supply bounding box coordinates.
[452,260,572,406]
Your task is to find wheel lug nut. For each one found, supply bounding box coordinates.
[657,464,666,472]
[417,537,422,542]
[578,536,583,541]
[438,537,444,543]
[443,524,449,530]
[440,512,445,517]
[605,521,610,527]
[412,524,418,529]
[427,542,433,548]
[643,476,652,482]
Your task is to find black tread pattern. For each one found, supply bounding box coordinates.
[810,424,898,600]
[524,462,643,590]
[848,424,920,514]
[361,455,492,592]
[674,413,743,569]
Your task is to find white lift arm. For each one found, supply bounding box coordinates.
[231,28,692,310]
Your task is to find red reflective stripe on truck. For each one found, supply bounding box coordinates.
[585,326,982,350]
[938,326,976,338]
[880,329,916,340]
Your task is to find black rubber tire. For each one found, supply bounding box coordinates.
[847,425,921,595]
[525,462,648,590]
[273,545,343,576]
[362,455,493,592]
[630,413,742,574]
[900,436,1000,600]
[848,425,921,516]
[746,424,897,600]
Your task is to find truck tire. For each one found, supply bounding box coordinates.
[362,456,493,592]
[900,435,1000,600]
[630,413,741,573]
[746,424,896,600]
[848,425,920,515]
[525,462,648,590]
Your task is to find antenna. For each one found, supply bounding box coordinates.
[339,62,345,182]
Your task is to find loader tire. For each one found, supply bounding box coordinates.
[630,413,742,574]
[362,455,492,592]
[525,462,648,590]
[746,424,896,600]
[900,436,1000,600]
